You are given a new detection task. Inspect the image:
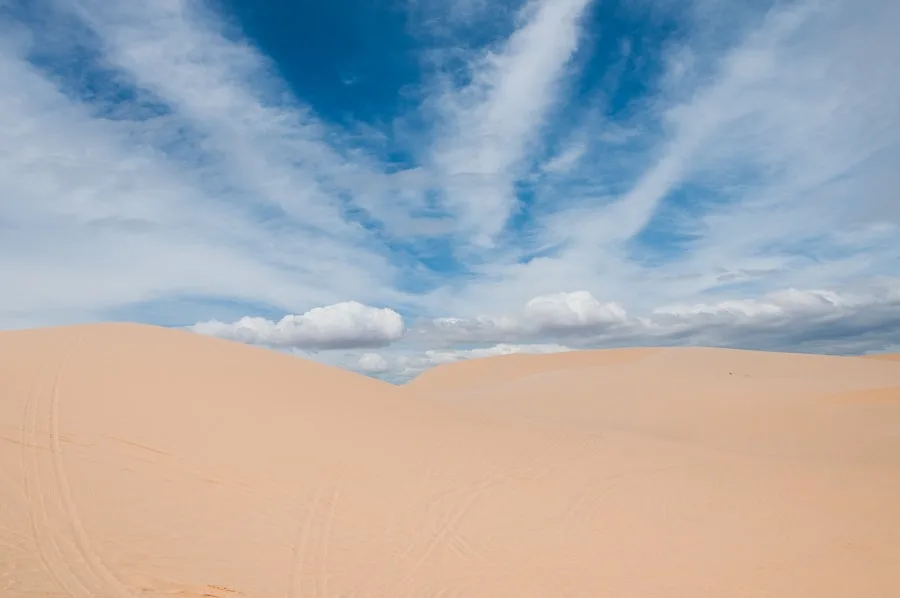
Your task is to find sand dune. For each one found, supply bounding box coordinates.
[863,352,900,362]
[404,347,657,394]
[2,325,899,597]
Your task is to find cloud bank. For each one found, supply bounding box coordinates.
[417,281,900,355]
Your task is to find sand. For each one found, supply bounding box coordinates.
[1,324,899,597]
[863,352,900,362]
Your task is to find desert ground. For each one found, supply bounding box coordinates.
[1,323,898,597]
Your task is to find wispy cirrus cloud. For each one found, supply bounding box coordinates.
[1,0,407,328]
[419,0,900,317]
[427,0,593,245]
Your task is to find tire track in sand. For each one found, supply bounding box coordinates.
[288,470,344,598]
[370,440,579,597]
[317,479,343,598]
[288,480,326,598]
[378,473,505,598]
[21,353,92,597]
[47,333,135,598]
[428,487,484,566]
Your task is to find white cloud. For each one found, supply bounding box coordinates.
[421,291,630,344]
[523,291,628,332]
[424,0,900,321]
[655,289,847,319]
[191,302,405,350]
[429,0,593,244]
[542,141,586,173]
[358,352,390,374]
[0,0,413,328]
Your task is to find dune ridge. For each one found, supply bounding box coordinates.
[1,323,899,597]
[863,352,900,362]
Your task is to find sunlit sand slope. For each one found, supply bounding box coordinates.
[1,325,898,597]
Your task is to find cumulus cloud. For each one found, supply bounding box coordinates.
[191,302,404,350]
[358,352,390,374]
[422,291,629,344]
[523,291,628,332]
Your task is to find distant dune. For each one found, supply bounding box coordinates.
[2,324,899,597]
[405,347,657,394]
[863,352,900,362]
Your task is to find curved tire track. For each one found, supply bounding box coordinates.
[380,473,507,598]
[20,334,136,597]
[318,480,342,598]
[21,358,92,597]
[288,470,344,598]
[47,334,135,598]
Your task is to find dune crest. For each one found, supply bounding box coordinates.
[2,324,899,597]
[863,352,900,362]
[404,347,657,393]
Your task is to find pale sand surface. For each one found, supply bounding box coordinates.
[863,353,900,362]
[1,324,899,597]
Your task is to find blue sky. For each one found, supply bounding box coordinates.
[1,0,899,380]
